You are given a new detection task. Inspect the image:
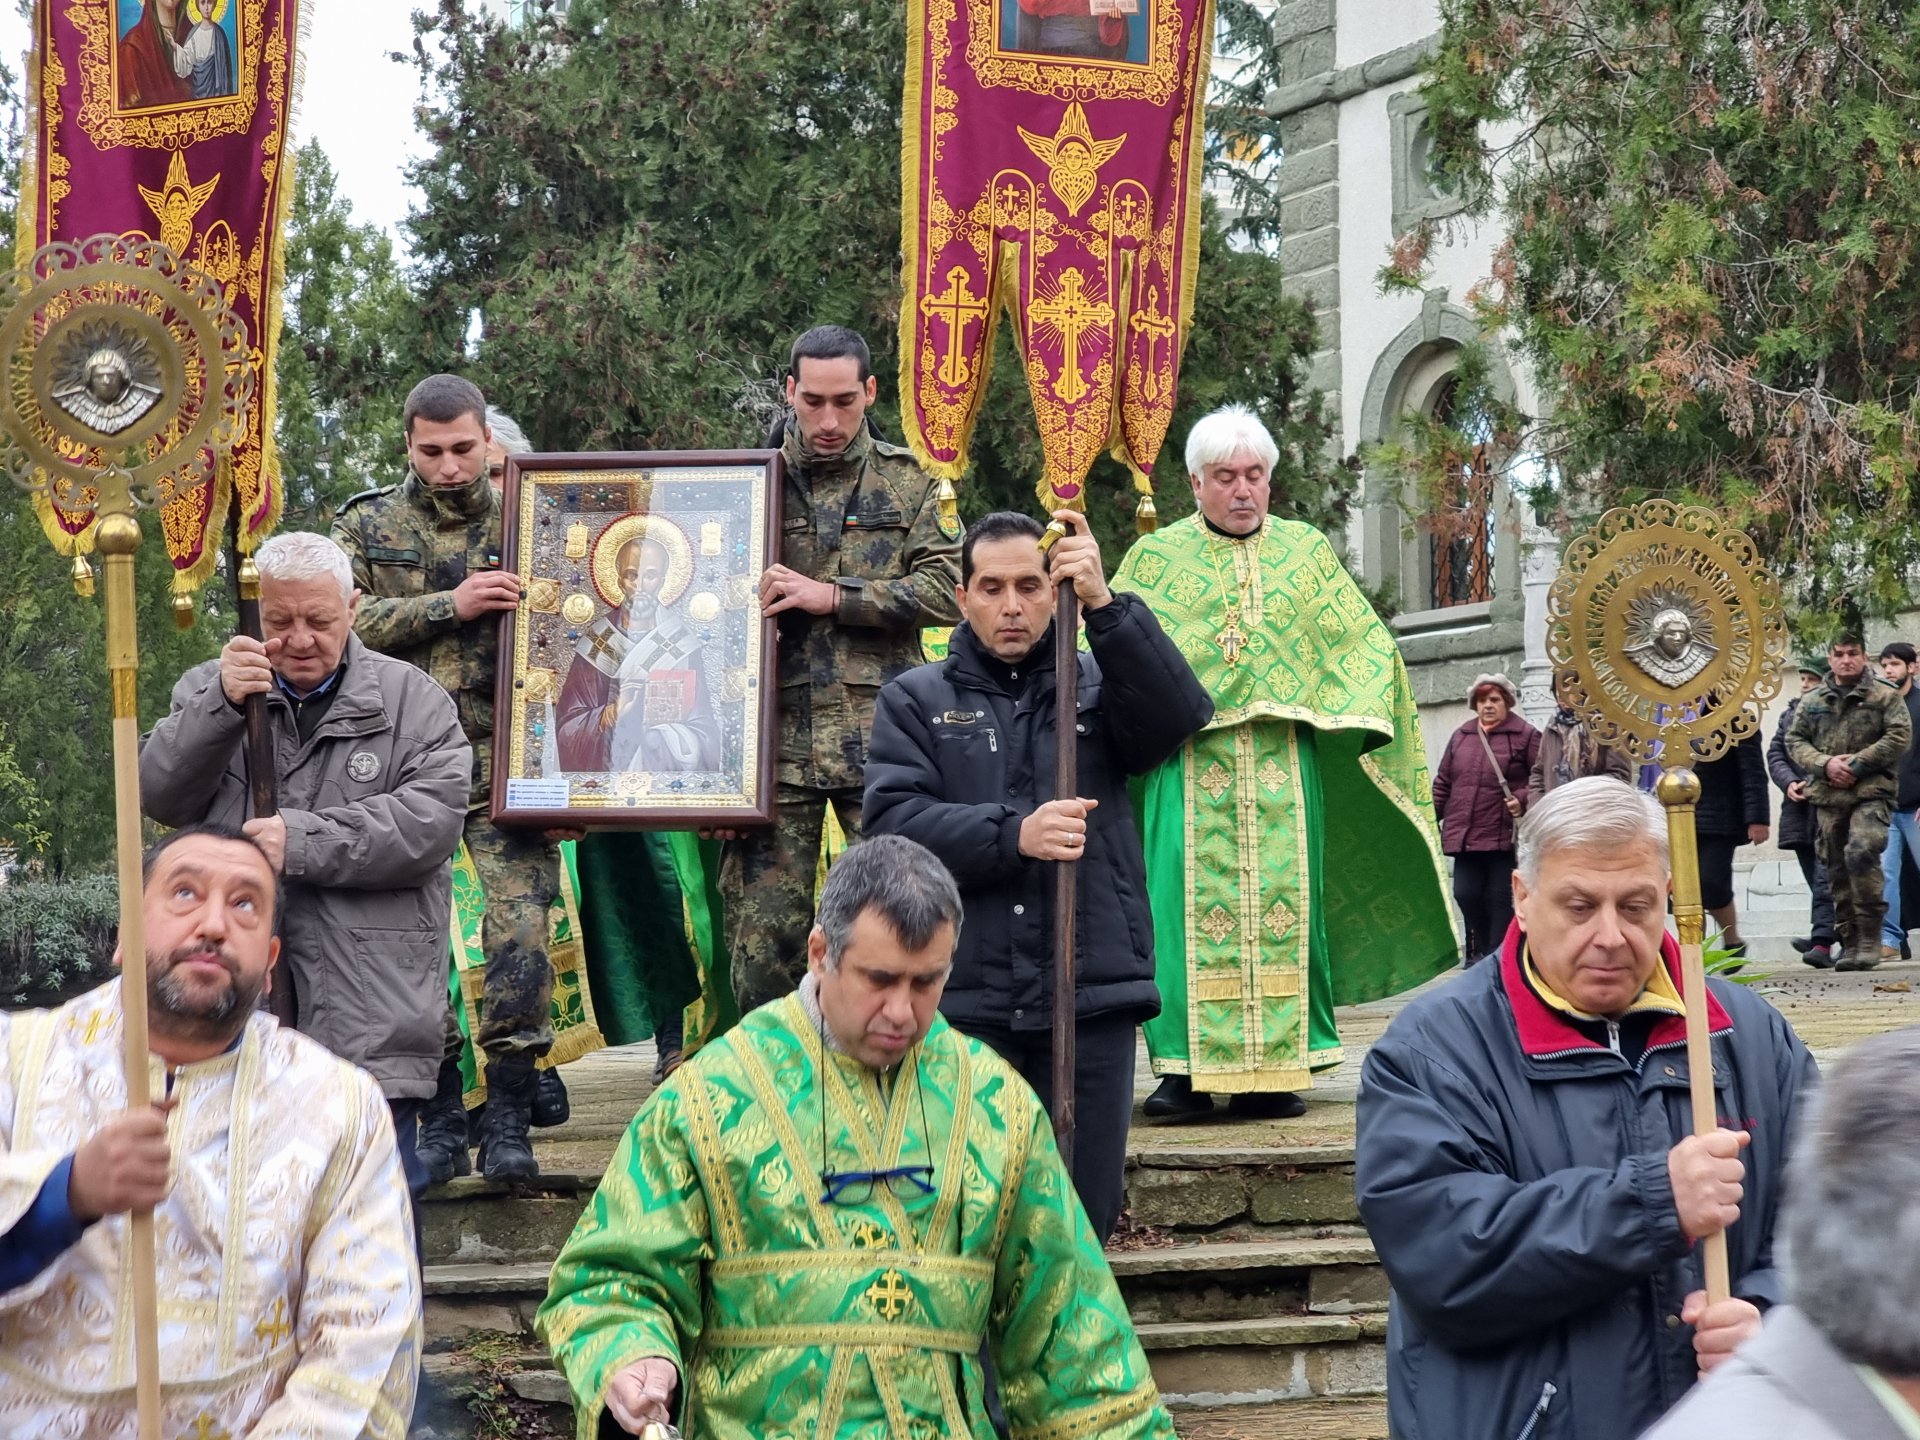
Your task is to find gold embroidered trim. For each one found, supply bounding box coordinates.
[710,1252,992,1283]
[680,1066,750,1257]
[703,1323,981,1354]
[1010,1378,1163,1440]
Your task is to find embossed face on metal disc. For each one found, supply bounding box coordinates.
[49,327,166,435]
[1547,500,1787,766]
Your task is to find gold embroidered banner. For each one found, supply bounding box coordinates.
[20,0,299,587]
[901,0,1215,509]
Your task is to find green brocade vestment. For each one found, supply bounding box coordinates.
[1112,515,1457,1092]
[537,995,1174,1440]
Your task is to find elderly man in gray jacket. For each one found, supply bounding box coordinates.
[1644,1025,1920,1440]
[140,531,471,1199]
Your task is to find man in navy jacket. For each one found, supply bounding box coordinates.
[1356,776,1816,1440]
[863,510,1212,1238]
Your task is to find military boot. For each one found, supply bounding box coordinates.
[416,1054,471,1186]
[532,1066,570,1128]
[478,1055,540,1182]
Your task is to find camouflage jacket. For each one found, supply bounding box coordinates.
[330,471,501,811]
[1785,671,1913,808]
[774,425,960,790]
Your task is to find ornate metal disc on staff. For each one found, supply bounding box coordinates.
[0,233,252,1440]
[1546,499,1787,1305]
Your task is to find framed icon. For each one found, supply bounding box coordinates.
[490,450,783,828]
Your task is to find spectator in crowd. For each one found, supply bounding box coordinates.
[1528,669,1631,804]
[1431,672,1540,964]
[138,531,471,1208]
[1787,634,1912,970]
[1692,732,1770,959]
[1771,658,1841,967]
[1644,1026,1920,1440]
[1881,641,1920,962]
[1357,777,1816,1440]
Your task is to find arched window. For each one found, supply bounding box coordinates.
[1424,375,1496,609]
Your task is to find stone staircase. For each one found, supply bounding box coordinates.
[415,1141,1389,1437]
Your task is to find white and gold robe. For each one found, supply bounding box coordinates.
[0,980,421,1437]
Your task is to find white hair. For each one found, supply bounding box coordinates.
[255,531,354,603]
[1514,776,1667,885]
[1783,1026,1920,1373]
[486,407,533,456]
[1185,403,1280,478]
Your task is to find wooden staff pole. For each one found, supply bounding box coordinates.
[96,508,163,1440]
[1654,766,1731,1305]
[1051,577,1080,1166]
[228,498,288,1024]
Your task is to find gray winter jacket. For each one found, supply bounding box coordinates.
[1356,930,1817,1440]
[1642,1306,1915,1440]
[139,634,471,1099]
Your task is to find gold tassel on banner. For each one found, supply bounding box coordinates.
[1135,495,1158,534]
[70,553,94,597]
[936,477,959,537]
[172,592,196,629]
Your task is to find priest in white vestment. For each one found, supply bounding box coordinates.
[0,823,421,1437]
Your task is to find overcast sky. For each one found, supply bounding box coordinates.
[0,2,430,250]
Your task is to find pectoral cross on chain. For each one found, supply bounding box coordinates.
[1216,615,1247,666]
[919,267,990,390]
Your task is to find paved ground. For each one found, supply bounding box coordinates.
[539,949,1918,1171]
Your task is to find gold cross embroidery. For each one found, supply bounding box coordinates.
[1199,905,1237,945]
[254,1296,291,1345]
[79,1011,108,1045]
[919,267,990,390]
[1263,899,1297,942]
[1258,759,1288,793]
[1129,286,1177,404]
[1031,268,1114,407]
[1198,761,1233,802]
[851,1219,892,1251]
[866,1269,914,1322]
[186,1415,232,1440]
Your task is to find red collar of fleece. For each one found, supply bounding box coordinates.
[1498,923,1732,1058]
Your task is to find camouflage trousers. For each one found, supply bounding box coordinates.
[1815,796,1893,955]
[463,810,559,1057]
[721,783,862,1015]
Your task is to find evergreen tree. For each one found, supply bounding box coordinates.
[404,0,1344,557]
[1404,0,1920,622]
[275,139,417,529]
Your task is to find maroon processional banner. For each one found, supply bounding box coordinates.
[901,0,1215,510]
[21,0,298,587]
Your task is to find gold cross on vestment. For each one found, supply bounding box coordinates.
[866,1269,914,1322]
[583,627,624,667]
[1216,616,1247,665]
[187,1415,233,1440]
[1129,285,1177,404]
[80,1010,108,1045]
[919,267,991,390]
[254,1296,291,1344]
[1031,268,1114,407]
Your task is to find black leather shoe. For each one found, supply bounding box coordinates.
[1227,1091,1309,1120]
[1790,935,1817,954]
[477,1056,540,1182]
[531,1067,569,1128]
[1802,943,1839,970]
[416,1055,471,1186]
[1142,1075,1214,1120]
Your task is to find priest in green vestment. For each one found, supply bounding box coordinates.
[537,835,1174,1439]
[1112,405,1457,1121]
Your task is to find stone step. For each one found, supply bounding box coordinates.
[1142,1314,1387,1406]
[1112,1236,1386,1324]
[419,1144,1365,1268]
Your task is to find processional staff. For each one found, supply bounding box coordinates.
[1546,499,1788,1305]
[0,236,255,1440]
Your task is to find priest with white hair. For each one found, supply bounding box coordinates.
[1112,404,1456,1120]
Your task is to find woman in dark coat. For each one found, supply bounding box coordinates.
[1430,672,1541,964]
[1691,732,1770,956]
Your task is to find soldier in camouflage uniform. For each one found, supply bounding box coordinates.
[1786,634,1914,971]
[330,374,559,1182]
[724,326,962,1012]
